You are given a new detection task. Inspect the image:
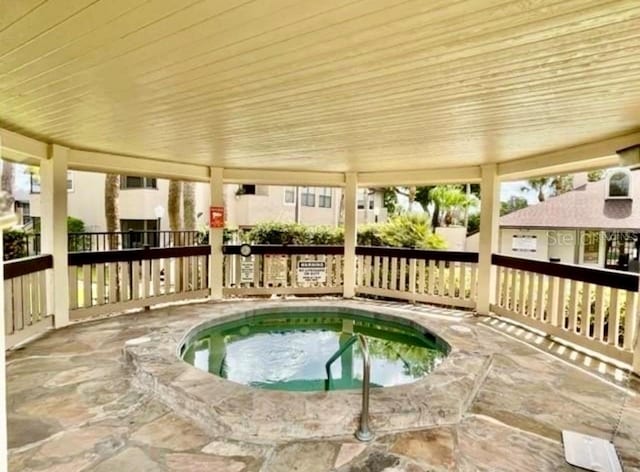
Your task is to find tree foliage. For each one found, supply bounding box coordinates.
[500,196,528,216]
[587,170,605,182]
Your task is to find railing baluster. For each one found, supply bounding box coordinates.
[568,279,578,331]
[608,288,620,346]
[5,279,14,334]
[373,256,381,289]
[437,260,445,296]
[623,291,638,350]
[427,260,435,295]
[447,261,455,298]
[381,257,389,290]
[593,285,605,340]
[417,259,426,295]
[580,282,591,336]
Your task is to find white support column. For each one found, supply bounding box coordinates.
[343,173,358,298]
[0,137,11,472]
[41,144,69,327]
[634,295,640,377]
[476,164,500,315]
[209,167,224,300]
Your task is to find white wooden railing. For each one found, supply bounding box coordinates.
[355,246,479,309]
[222,245,344,296]
[5,245,639,373]
[68,246,209,320]
[4,254,53,348]
[492,254,639,365]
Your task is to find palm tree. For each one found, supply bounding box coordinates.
[104,174,120,249]
[168,180,182,244]
[1,160,15,210]
[182,181,196,230]
[522,177,550,202]
[428,185,476,227]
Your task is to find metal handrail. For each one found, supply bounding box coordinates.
[324,335,358,390]
[355,334,373,442]
[324,333,374,442]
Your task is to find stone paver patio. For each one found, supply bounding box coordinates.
[6,299,640,472]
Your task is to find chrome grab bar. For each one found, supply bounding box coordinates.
[355,334,373,442]
[324,334,374,442]
[325,335,358,390]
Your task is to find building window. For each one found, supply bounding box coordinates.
[238,184,256,195]
[284,187,296,204]
[357,189,366,209]
[120,219,159,248]
[583,231,600,264]
[29,172,74,193]
[121,176,157,189]
[301,187,315,207]
[606,169,631,198]
[318,188,331,208]
[369,198,374,210]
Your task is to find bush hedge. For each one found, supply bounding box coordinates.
[243,215,446,249]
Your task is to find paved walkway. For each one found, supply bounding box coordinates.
[6,299,640,471]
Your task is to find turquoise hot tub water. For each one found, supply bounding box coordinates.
[182,310,448,392]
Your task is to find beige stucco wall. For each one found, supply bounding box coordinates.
[30,171,210,231]
[225,185,387,228]
[547,230,579,264]
[435,226,467,251]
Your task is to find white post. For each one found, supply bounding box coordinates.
[209,167,224,300]
[634,297,640,377]
[476,164,500,315]
[40,144,69,327]
[0,138,11,472]
[343,173,357,298]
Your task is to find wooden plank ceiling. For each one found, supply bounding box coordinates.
[0,0,639,172]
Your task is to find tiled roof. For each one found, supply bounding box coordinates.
[500,171,640,230]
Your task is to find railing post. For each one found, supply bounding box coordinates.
[634,281,640,377]
[476,164,500,315]
[343,173,357,298]
[41,144,70,328]
[209,167,224,300]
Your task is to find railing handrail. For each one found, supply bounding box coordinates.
[322,333,373,442]
[356,245,478,262]
[3,254,53,280]
[224,244,344,255]
[324,334,359,390]
[224,244,479,262]
[492,253,639,292]
[68,245,210,266]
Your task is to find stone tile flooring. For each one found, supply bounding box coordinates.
[6,299,640,471]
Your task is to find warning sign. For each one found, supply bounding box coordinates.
[240,260,254,284]
[297,260,327,284]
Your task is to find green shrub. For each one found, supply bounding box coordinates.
[243,216,446,249]
[3,229,29,260]
[246,222,309,244]
[357,224,385,246]
[379,213,446,249]
[308,226,344,245]
[67,216,86,233]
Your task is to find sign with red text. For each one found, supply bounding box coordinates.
[209,206,224,228]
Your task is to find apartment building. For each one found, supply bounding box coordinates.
[26,171,387,232]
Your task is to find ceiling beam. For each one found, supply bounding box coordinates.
[68,149,210,182]
[358,166,481,187]
[497,131,640,180]
[0,128,48,164]
[223,168,345,187]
